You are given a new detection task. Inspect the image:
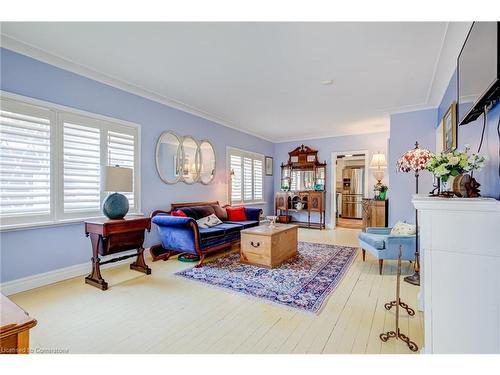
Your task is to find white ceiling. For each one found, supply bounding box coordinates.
[0,22,471,142]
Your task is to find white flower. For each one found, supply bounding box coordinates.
[448,156,460,166]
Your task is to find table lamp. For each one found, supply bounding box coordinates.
[102,165,133,220]
[370,152,387,197]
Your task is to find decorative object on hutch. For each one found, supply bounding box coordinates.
[361,198,388,231]
[155,130,216,185]
[396,141,433,286]
[84,216,152,290]
[102,165,133,220]
[275,145,326,229]
[369,152,387,198]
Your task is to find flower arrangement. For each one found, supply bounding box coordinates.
[425,145,486,183]
[377,183,388,193]
[374,183,388,200]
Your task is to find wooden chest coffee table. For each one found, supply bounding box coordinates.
[240,224,298,268]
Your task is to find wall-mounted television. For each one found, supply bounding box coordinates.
[458,22,500,126]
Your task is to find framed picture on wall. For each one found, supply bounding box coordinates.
[265,156,273,176]
[442,102,457,152]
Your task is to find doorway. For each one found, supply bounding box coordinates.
[330,151,369,229]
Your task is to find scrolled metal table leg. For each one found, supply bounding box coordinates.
[380,245,419,352]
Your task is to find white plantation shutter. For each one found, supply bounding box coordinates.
[0,96,141,229]
[107,130,135,209]
[243,157,253,201]
[228,148,264,204]
[63,121,101,213]
[253,159,263,201]
[230,154,242,203]
[0,102,52,222]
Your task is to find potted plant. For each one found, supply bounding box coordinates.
[378,184,388,200]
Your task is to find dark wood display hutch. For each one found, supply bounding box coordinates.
[275,145,326,229]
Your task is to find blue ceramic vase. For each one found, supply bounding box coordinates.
[103,192,129,219]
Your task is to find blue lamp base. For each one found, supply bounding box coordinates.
[103,192,129,220]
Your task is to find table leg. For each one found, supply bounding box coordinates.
[130,246,152,274]
[85,233,108,290]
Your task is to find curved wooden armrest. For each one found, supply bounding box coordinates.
[150,209,171,218]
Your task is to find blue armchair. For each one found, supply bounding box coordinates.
[358,227,416,274]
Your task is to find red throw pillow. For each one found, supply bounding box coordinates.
[226,206,247,221]
[171,210,187,217]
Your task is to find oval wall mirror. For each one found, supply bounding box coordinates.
[155,131,182,184]
[181,136,200,184]
[199,140,216,184]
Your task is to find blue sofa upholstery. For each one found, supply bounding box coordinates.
[151,203,262,266]
[358,227,416,275]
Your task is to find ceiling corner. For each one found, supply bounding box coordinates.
[426,22,473,107]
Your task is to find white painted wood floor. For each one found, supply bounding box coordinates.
[9,228,423,354]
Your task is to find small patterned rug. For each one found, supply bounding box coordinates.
[175,241,358,314]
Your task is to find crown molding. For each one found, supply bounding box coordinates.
[274,129,390,144]
[0,33,275,143]
[1,26,463,144]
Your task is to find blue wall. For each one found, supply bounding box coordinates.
[0,48,275,282]
[388,70,500,226]
[2,45,499,284]
[388,109,437,225]
[438,70,500,199]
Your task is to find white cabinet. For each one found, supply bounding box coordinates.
[412,195,500,354]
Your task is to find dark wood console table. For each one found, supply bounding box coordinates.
[84,216,151,290]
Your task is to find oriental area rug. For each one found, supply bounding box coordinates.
[176,242,358,314]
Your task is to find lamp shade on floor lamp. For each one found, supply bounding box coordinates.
[102,166,133,219]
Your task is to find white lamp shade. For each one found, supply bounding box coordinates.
[370,153,387,169]
[103,166,133,192]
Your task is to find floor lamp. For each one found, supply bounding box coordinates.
[396,142,433,286]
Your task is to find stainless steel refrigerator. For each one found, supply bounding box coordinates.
[342,167,364,219]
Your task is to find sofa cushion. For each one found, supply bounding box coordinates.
[224,220,259,229]
[198,226,226,240]
[358,232,386,250]
[211,204,228,221]
[171,210,187,217]
[216,222,244,235]
[178,205,215,220]
[196,214,223,228]
[226,206,247,221]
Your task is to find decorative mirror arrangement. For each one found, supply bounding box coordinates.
[155,131,216,185]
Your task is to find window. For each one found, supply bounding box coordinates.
[227,147,264,205]
[0,96,140,229]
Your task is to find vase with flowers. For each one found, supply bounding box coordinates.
[425,145,486,197]
[374,183,388,200]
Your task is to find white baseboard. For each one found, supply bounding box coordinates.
[0,249,151,296]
